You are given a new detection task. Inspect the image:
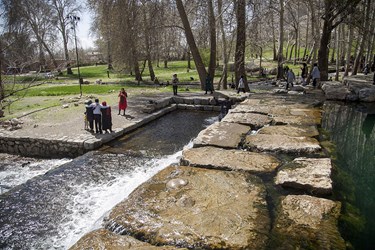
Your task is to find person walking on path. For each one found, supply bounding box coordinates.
[205,75,213,94]
[118,88,128,116]
[85,100,94,132]
[101,101,113,133]
[92,98,103,134]
[301,63,308,86]
[172,74,179,95]
[237,75,245,94]
[286,68,295,90]
[311,63,320,89]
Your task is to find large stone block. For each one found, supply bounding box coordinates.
[271,195,345,250]
[106,166,270,249]
[181,146,280,173]
[193,122,250,148]
[275,157,332,194]
[245,134,321,154]
[221,112,273,129]
[258,125,319,137]
[70,229,185,250]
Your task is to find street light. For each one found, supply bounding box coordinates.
[68,15,82,97]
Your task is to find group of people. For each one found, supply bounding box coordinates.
[85,99,113,134]
[84,88,128,134]
[284,63,321,90]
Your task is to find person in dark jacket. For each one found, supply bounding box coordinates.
[85,100,94,132]
[101,101,113,133]
[205,75,213,94]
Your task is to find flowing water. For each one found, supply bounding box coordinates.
[0,110,218,249]
[322,102,375,250]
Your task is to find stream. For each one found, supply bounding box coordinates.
[322,102,375,250]
[0,110,218,249]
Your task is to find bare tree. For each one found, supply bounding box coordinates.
[176,0,207,88]
[234,0,248,90]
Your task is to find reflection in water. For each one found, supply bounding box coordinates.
[322,102,375,250]
[362,114,375,139]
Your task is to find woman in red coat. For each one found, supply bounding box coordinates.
[118,88,127,115]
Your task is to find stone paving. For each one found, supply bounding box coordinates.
[72,86,347,249]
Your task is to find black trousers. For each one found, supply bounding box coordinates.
[173,85,178,95]
[94,114,102,133]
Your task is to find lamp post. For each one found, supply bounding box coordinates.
[68,15,82,97]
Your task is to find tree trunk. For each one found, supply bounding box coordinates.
[335,25,341,81]
[235,0,248,91]
[271,13,277,61]
[218,0,228,89]
[277,0,284,79]
[176,0,207,89]
[207,0,216,82]
[187,50,191,69]
[352,0,371,75]
[344,16,354,77]
[303,11,309,60]
[318,17,332,81]
[330,30,336,63]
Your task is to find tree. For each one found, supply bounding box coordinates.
[234,0,248,90]
[318,0,360,81]
[207,0,216,83]
[50,0,81,75]
[276,0,284,79]
[175,0,207,88]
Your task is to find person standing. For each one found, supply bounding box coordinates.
[172,74,179,95]
[286,68,295,90]
[85,100,94,133]
[237,75,245,93]
[92,99,103,134]
[311,63,320,88]
[301,63,308,86]
[101,101,113,133]
[118,88,128,116]
[205,75,213,94]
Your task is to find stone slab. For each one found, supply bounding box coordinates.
[106,165,270,249]
[275,157,332,194]
[221,112,273,129]
[272,115,321,126]
[193,122,250,149]
[70,229,185,250]
[181,146,280,173]
[245,134,321,154]
[271,195,345,250]
[258,125,319,137]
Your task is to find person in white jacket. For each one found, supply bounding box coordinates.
[286,68,295,90]
[237,75,245,93]
[311,63,320,88]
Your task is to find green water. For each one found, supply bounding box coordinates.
[322,102,375,249]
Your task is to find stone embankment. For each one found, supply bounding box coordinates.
[322,73,375,102]
[71,91,346,249]
[0,94,246,158]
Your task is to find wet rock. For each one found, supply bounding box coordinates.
[322,81,351,101]
[273,88,288,94]
[245,134,321,154]
[181,146,280,173]
[193,122,250,149]
[272,115,321,126]
[106,166,270,249]
[358,88,375,102]
[70,229,183,250]
[275,157,332,194]
[222,112,273,129]
[258,125,319,138]
[271,195,345,250]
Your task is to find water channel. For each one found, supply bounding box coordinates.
[0,110,218,249]
[322,102,375,250]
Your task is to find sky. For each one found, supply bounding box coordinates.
[77,2,95,49]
